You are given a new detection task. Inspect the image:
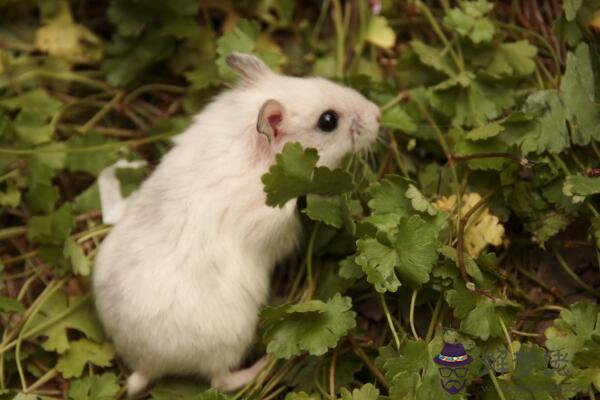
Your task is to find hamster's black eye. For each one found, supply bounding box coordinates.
[317,110,338,132]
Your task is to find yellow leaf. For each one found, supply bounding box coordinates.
[366,16,396,49]
[434,193,505,257]
[35,0,103,64]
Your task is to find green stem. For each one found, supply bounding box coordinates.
[409,289,420,340]
[0,131,176,155]
[79,91,124,134]
[331,0,346,79]
[379,293,401,349]
[306,223,320,300]
[425,294,444,342]
[0,226,26,241]
[488,368,508,400]
[552,248,600,298]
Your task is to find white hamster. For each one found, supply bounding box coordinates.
[92,52,380,397]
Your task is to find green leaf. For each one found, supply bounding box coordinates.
[284,392,321,400]
[446,284,518,340]
[564,0,583,21]
[27,292,104,353]
[560,43,600,145]
[410,40,455,76]
[563,174,600,199]
[380,106,417,132]
[355,215,442,292]
[443,2,495,44]
[27,203,75,245]
[0,89,62,119]
[57,339,115,378]
[67,373,120,400]
[66,133,116,175]
[26,182,59,214]
[524,211,571,246]
[545,302,600,367]
[63,237,91,276]
[485,40,537,77]
[0,296,25,314]
[35,0,103,63]
[494,346,560,399]
[454,137,507,170]
[405,184,437,215]
[304,195,343,228]
[520,90,569,155]
[150,378,209,400]
[355,237,401,292]
[116,164,149,198]
[261,143,353,207]
[103,33,174,86]
[216,20,260,82]
[0,180,21,207]
[366,16,396,49]
[465,121,504,140]
[367,175,411,216]
[261,293,356,359]
[339,383,380,400]
[73,182,101,213]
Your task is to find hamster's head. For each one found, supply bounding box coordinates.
[226,52,381,168]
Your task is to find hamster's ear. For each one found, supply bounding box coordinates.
[226,52,271,84]
[257,99,284,143]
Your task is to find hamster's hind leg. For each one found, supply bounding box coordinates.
[127,371,150,398]
[210,357,268,392]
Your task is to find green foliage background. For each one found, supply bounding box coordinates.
[1,0,600,399]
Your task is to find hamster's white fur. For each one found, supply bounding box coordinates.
[92,53,380,396]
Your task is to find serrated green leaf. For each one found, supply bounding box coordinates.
[0,296,25,314]
[26,182,59,213]
[563,175,600,200]
[339,383,380,400]
[465,121,504,140]
[443,2,495,44]
[520,90,569,155]
[356,215,442,292]
[261,293,356,359]
[35,0,103,63]
[304,194,343,228]
[380,106,417,132]
[261,142,353,207]
[446,284,518,340]
[561,43,600,145]
[63,237,91,276]
[367,175,411,216]
[66,133,116,175]
[410,40,455,76]
[0,180,20,207]
[406,184,437,215]
[366,16,396,49]
[27,203,74,245]
[67,373,120,400]
[27,292,104,353]
[485,41,537,77]
[57,339,115,378]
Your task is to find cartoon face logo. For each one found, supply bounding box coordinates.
[433,342,473,395]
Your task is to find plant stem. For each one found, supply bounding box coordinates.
[425,294,444,342]
[350,339,389,391]
[306,223,320,300]
[552,248,600,298]
[331,0,346,79]
[379,293,401,349]
[488,368,508,400]
[409,289,420,340]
